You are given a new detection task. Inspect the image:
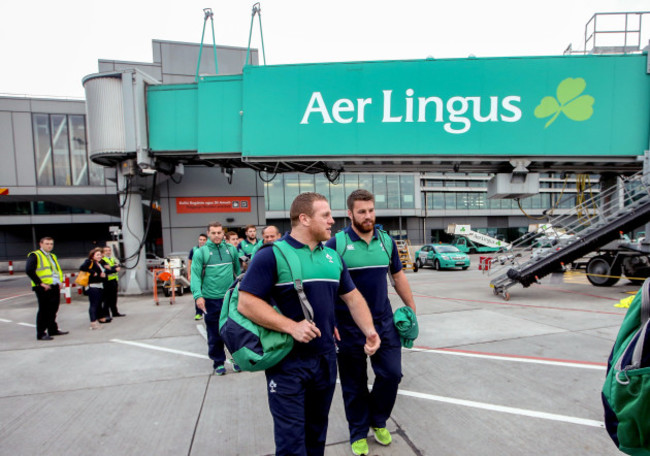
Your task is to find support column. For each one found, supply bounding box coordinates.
[117,163,148,294]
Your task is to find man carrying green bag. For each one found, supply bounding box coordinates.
[602,278,650,455]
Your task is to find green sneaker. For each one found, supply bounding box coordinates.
[214,365,226,376]
[194,314,203,320]
[351,438,368,455]
[373,427,392,446]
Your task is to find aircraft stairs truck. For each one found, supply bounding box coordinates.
[488,170,650,300]
[446,224,511,254]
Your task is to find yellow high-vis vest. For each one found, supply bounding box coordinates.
[104,256,119,281]
[29,250,63,287]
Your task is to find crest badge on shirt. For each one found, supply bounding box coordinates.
[325,253,334,263]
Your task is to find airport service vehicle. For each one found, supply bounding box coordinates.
[447,224,511,254]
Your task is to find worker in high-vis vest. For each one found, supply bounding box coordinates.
[25,237,69,340]
[101,246,125,318]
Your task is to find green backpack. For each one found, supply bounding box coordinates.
[602,278,650,455]
[218,241,314,372]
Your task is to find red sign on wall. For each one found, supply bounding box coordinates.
[176,197,252,214]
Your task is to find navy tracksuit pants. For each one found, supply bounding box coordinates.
[265,351,337,456]
[337,320,403,444]
[204,298,226,368]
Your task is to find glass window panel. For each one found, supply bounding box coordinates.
[266,174,285,211]
[358,174,373,193]
[69,115,88,186]
[50,115,71,186]
[0,202,31,215]
[283,174,300,210]
[386,176,400,208]
[454,193,465,209]
[299,174,315,193]
[445,192,455,209]
[432,192,444,209]
[400,175,414,209]
[315,174,330,202]
[373,175,387,209]
[329,178,346,210]
[344,174,359,197]
[33,114,53,186]
[88,157,104,186]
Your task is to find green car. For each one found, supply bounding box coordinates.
[415,244,470,270]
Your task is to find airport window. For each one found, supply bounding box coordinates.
[344,174,359,198]
[315,174,331,205]
[373,175,387,209]
[329,178,346,210]
[51,115,72,186]
[400,175,415,208]
[299,174,315,193]
[284,174,300,210]
[386,175,400,208]
[33,114,54,186]
[32,113,100,187]
[88,157,104,186]
[32,201,91,215]
[444,192,455,209]
[69,115,89,186]
[358,174,373,194]
[265,174,285,211]
[0,202,31,215]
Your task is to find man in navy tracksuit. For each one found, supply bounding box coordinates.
[238,192,380,456]
[325,189,416,456]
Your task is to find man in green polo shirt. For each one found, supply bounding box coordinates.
[238,192,380,455]
[325,189,416,456]
[237,224,261,260]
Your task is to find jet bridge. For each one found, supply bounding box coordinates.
[488,171,650,300]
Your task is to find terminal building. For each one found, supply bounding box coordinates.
[1,11,648,275]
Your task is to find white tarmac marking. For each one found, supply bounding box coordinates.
[397,388,604,428]
[0,292,32,302]
[0,318,13,323]
[111,338,604,429]
[17,322,36,327]
[407,347,606,370]
[111,339,209,360]
[196,324,207,340]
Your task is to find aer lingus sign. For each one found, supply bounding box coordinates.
[241,54,649,159]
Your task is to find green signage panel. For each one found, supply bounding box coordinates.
[241,54,650,158]
[148,75,243,153]
[148,84,198,151]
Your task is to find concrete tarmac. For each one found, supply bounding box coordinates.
[0,260,634,455]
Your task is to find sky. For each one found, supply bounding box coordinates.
[1,1,649,98]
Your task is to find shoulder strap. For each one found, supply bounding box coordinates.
[376,229,396,287]
[272,241,314,322]
[201,246,209,280]
[630,278,650,368]
[335,230,348,257]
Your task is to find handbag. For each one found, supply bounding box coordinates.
[75,270,90,287]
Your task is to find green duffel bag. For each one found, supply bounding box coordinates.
[602,278,650,455]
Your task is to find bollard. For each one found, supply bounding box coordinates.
[65,275,71,304]
[8,260,13,275]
